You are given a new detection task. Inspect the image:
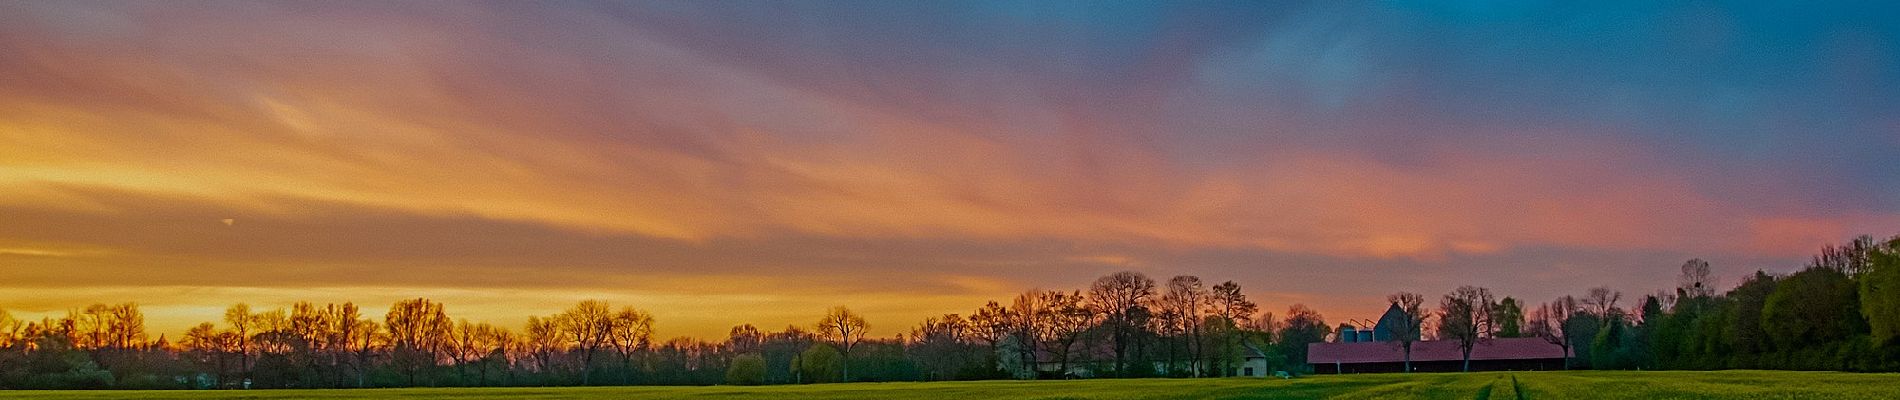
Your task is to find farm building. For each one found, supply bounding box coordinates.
[1308,301,1567,373]
[1236,342,1272,377]
[1307,337,1568,373]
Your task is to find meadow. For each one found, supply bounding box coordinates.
[4,370,1896,400]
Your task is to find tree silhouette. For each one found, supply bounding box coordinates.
[1038,290,1093,377]
[2,235,1898,389]
[1679,259,1716,299]
[1437,286,1494,372]
[1864,236,1900,345]
[1529,295,1580,369]
[1161,276,1210,376]
[385,298,452,386]
[223,303,256,385]
[1383,292,1427,373]
[815,306,866,382]
[1087,271,1155,377]
[558,300,614,385]
[1277,304,1329,373]
[609,306,655,383]
[1210,281,1257,376]
[967,301,1012,376]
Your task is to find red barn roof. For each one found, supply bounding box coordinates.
[1307,337,1567,364]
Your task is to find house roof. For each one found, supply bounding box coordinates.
[1306,337,1566,364]
[1240,341,1270,359]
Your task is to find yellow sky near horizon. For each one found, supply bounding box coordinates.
[4,2,1894,341]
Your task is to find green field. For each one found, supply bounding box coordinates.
[5,371,1896,399]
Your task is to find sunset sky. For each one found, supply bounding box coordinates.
[2,1,1897,340]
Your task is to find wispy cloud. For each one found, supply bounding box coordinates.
[1,1,1894,337]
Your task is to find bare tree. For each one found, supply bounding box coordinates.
[337,306,377,388]
[223,303,256,385]
[1583,287,1621,318]
[1161,276,1211,376]
[182,322,230,387]
[386,298,453,386]
[609,306,655,382]
[523,315,563,374]
[450,320,485,383]
[1087,271,1155,376]
[908,314,973,380]
[1148,298,1182,375]
[1436,286,1495,372]
[287,302,331,376]
[1673,258,1715,301]
[474,323,513,386]
[1383,292,1428,373]
[815,306,867,382]
[1006,291,1052,378]
[1038,290,1094,377]
[323,302,372,388]
[1528,295,1580,369]
[967,301,1012,374]
[558,300,614,385]
[75,304,110,350]
[727,324,764,354]
[106,303,146,351]
[1811,235,1878,276]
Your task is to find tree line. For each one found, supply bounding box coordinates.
[1,233,1897,389]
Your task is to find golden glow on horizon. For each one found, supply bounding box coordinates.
[2,3,1891,340]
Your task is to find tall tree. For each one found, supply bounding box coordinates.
[1276,304,1329,373]
[1038,290,1093,376]
[1007,291,1047,378]
[473,324,513,386]
[75,304,110,350]
[1580,286,1626,367]
[386,298,453,386]
[1161,276,1210,376]
[907,314,972,380]
[1209,281,1257,376]
[1679,258,1716,299]
[967,301,1012,375]
[329,302,374,388]
[1086,271,1155,377]
[1437,286,1495,372]
[523,315,563,374]
[1763,266,1866,350]
[1492,297,1524,338]
[1813,235,1879,276]
[450,320,488,383]
[1583,287,1621,323]
[223,303,256,385]
[558,300,614,385]
[105,303,145,351]
[814,306,867,382]
[1727,272,1779,357]
[1863,235,1900,345]
[1529,295,1580,369]
[727,324,764,355]
[609,306,655,383]
[182,322,231,387]
[1382,292,1428,372]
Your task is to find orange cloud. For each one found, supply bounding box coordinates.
[1,3,1891,340]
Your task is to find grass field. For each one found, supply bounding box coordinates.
[5,371,1896,399]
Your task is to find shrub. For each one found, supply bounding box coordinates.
[726,354,766,385]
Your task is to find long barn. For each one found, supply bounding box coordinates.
[1307,337,1569,373]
